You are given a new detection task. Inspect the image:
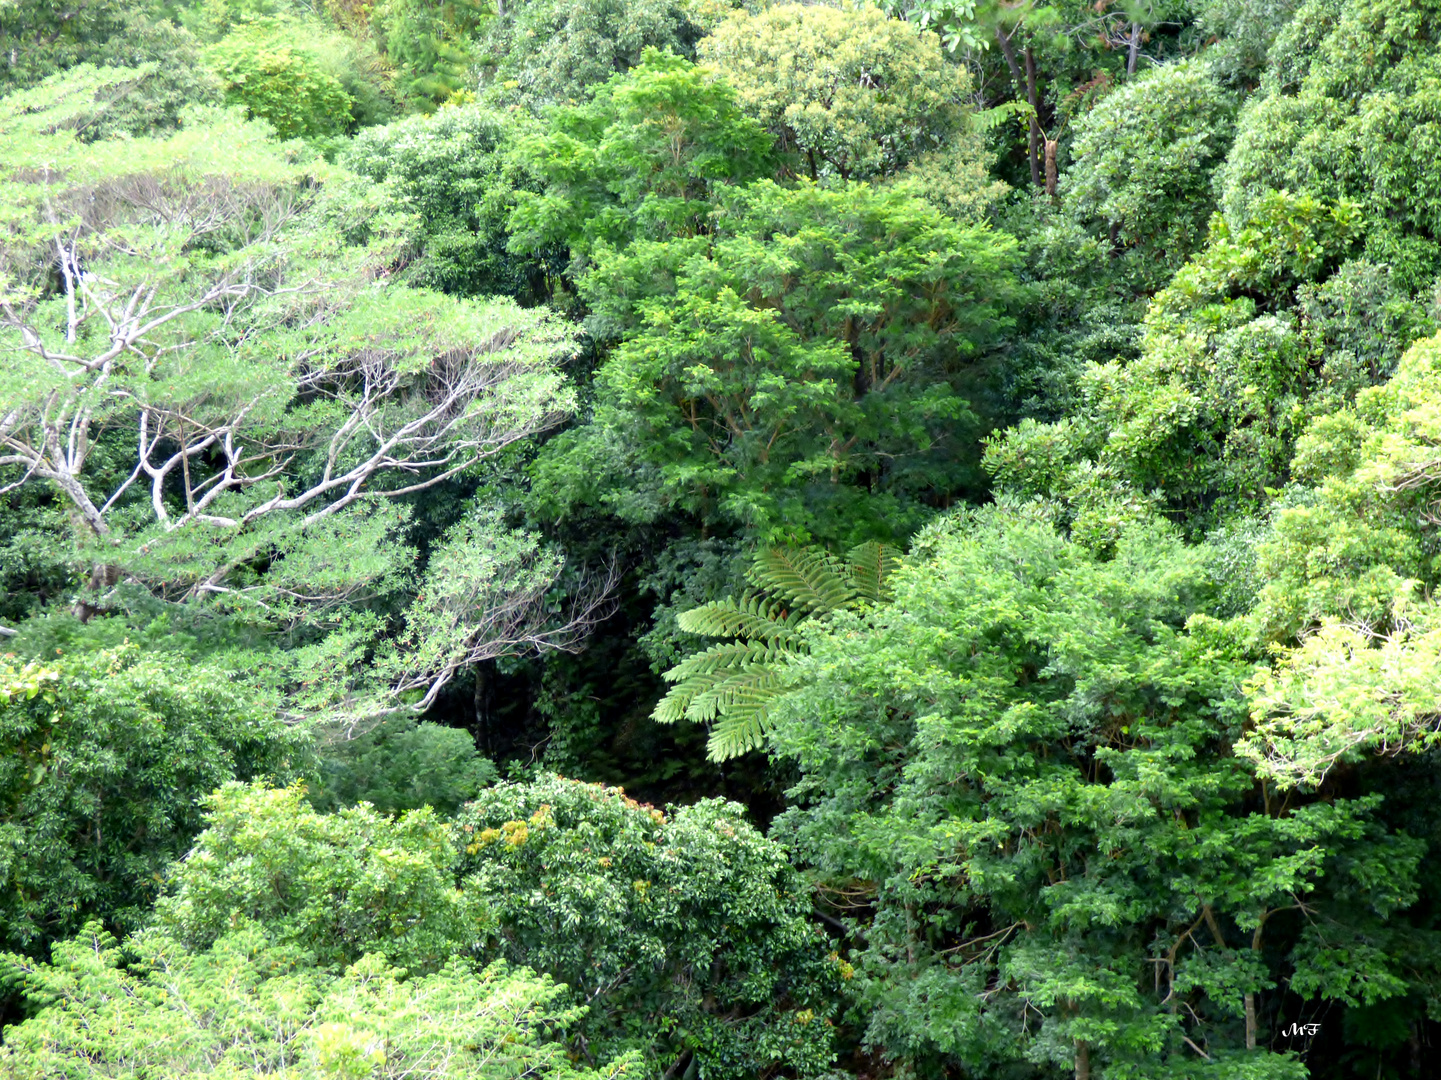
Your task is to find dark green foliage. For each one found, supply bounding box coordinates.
[986,190,1434,542]
[530,177,1018,545]
[342,103,559,302]
[456,774,841,1078]
[2,0,146,90]
[10,0,1441,1071]
[0,8,222,133]
[309,717,498,815]
[0,649,308,953]
[475,0,706,110]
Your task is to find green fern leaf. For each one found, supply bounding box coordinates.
[684,663,790,724]
[677,594,802,643]
[846,541,901,604]
[659,540,904,757]
[706,690,783,761]
[653,641,784,724]
[748,547,855,614]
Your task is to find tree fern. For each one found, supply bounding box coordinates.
[746,547,855,614]
[847,541,901,604]
[654,540,900,760]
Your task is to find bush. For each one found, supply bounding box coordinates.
[0,647,307,952]
[456,774,842,1078]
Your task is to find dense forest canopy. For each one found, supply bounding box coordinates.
[3,0,1441,1076]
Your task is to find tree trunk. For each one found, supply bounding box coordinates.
[76,563,121,622]
[1127,22,1141,76]
[1245,923,1265,1049]
[1045,138,1059,197]
[1075,1039,1091,1080]
[1024,49,1045,189]
[995,25,1043,189]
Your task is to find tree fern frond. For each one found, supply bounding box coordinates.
[846,541,902,604]
[683,663,791,725]
[659,539,904,757]
[653,669,728,724]
[748,547,855,614]
[677,594,803,643]
[653,641,786,724]
[706,695,780,761]
[661,640,784,682]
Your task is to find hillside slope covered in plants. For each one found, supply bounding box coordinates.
[4,0,1441,1076]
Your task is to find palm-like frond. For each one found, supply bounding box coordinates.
[847,540,901,604]
[747,547,855,615]
[684,663,791,725]
[677,593,803,644]
[706,674,791,761]
[654,541,903,759]
[653,641,785,724]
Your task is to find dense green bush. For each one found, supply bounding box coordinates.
[1063,58,1236,291]
[309,716,498,815]
[0,649,307,952]
[1221,0,1441,291]
[456,774,841,1078]
[1,924,634,1078]
[205,22,357,140]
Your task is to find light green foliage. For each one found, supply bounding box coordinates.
[476,0,705,109]
[1253,332,1441,635]
[0,924,631,1078]
[456,774,840,1078]
[1193,0,1299,87]
[655,542,899,759]
[309,717,498,815]
[343,104,555,301]
[1063,59,1236,292]
[533,178,1017,543]
[0,68,580,720]
[373,0,491,104]
[186,0,400,124]
[155,782,478,974]
[205,22,356,140]
[1243,618,1441,790]
[508,50,774,261]
[985,191,1432,540]
[1239,333,1441,785]
[767,503,1427,1076]
[0,648,305,953]
[1221,0,1441,291]
[697,4,977,185]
